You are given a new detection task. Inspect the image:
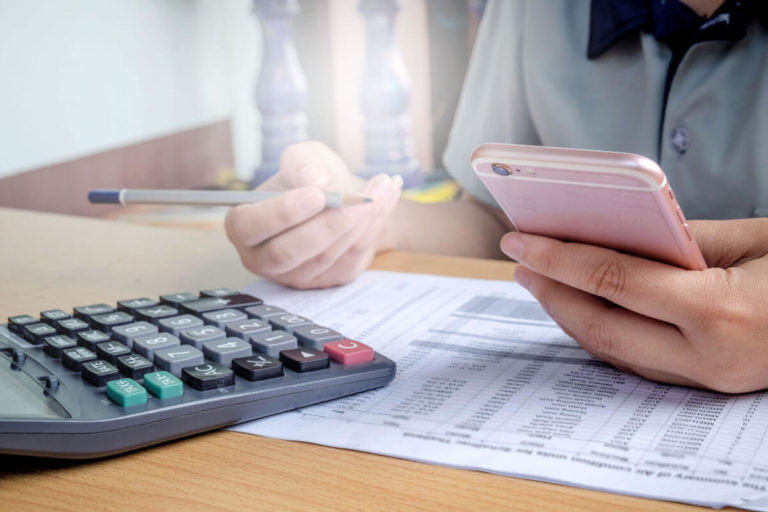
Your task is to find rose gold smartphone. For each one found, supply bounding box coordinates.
[471,143,707,270]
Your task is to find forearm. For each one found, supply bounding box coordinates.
[379,194,512,259]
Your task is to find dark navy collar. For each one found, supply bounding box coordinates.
[588,0,767,59]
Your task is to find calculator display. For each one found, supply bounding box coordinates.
[0,364,66,419]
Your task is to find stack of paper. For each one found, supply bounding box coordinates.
[232,271,768,511]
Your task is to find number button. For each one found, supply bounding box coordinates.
[132,333,180,359]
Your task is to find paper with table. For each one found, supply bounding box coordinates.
[231,271,768,510]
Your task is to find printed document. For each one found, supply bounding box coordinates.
[232,271,768,510]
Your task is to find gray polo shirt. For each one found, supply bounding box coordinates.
[443,0,768,219]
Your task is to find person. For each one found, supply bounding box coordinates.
[225,0,768,393]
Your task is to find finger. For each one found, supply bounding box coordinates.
[297,174,402,285]
[688,219,768,267]
[270,174,399,286]
[262,142,342,191]
[225,186,326,247]
[501,232,702,325]
[243,175,396,276]
[514,266,704,387]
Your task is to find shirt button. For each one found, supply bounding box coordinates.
[670,125,690,154]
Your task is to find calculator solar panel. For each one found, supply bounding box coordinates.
[0,290,395,458]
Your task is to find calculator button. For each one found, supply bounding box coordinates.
[76,329,111,349]
[106,378,147,407]
[244,304,286,320]
[182,363,235,391]
[158,315,203,336]
[224,318,271,340]
[135,305,179,324]
[268,314,312,333]
[56,317,90,337]
[160,292,199,306]
[232,354,283,381]
[73,304,115,320]
[95,341,131,364]
[200,288,238,298]
[116,354,154,379]
[154,346,205,376]
[112,321,158,347]
[132,333,181,359]
[202,337,252,366]
[81,360,120,386]
[179,326,226,349]
[117,298,158,313]
[201,308,248,328]
[293,325,344,350]
[43,335,77,357]
[7,315,37,334]
[324,340,374,365]
[62,347,98,371]
[143,371,184,399]
[180,294,263,316]
[90,311,134,332]
[40,309,70,325]
[279,348,330,373]
[22,322,58,344]
[249,331,297,358]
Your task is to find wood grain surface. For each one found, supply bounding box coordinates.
[0,208,725,512]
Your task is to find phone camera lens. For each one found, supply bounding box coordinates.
[492,163,511,176]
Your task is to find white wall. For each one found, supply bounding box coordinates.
[0,0,261,179]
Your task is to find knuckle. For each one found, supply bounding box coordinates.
[698,364,749,394]
[262,242,297,274]
[346,240,367,259]
[312,248,336,267]
[225,207,252,247]
[238,251,265,277]
[274,195,305,227]
[321,210,353,234]
[584,256,628,299]
[584,317,615,357]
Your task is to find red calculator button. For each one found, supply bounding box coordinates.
[324,340,374,365]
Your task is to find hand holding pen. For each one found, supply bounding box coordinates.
[224,143,402,289]
[92,142,403,289]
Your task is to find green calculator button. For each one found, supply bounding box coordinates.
[106,378,147,407]
[144,371,184,399]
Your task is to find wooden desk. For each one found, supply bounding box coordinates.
[0,208,713,511]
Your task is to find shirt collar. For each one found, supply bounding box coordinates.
[588,0,768,59]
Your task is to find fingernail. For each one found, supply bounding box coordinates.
[501,233,525,262]
[294,187,325,213]
[393,174,404,189]
[514,266,530,289]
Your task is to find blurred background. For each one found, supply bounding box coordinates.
[0,0,485,221]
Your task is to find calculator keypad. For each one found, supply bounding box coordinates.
[6,290,374,409]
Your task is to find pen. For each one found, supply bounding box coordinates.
[88,189,373,208]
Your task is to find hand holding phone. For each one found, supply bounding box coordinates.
[471,143,706,270]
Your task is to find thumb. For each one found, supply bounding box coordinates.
[689,219,768,267]
[261,143,334,191]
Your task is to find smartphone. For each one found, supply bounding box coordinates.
[471,143,707,270]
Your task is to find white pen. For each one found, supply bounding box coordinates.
[88,189,372,208]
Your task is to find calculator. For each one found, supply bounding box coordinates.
[0,288,396,458]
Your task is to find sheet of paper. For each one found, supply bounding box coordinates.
[231,271,768,510]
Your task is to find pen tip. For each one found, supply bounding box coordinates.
[363,197,373,203]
